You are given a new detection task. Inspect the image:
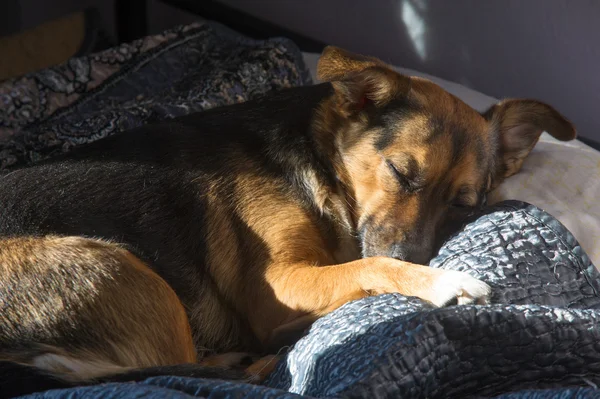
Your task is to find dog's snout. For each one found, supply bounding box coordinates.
[360,225,435,265]
[388,243,407,261]
[390,243,432,265]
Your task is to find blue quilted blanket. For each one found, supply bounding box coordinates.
[266,201,600,398]
[19,201,600,398]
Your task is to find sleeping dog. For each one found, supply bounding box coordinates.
[0,46,576,396]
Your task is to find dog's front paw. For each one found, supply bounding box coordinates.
[430,270,491,307]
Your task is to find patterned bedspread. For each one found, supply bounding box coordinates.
[0,20,310,169]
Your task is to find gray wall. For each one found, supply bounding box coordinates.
[219,0,600,144]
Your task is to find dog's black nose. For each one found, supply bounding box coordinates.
[390,244,432,265]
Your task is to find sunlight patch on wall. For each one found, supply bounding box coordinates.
[401,0,428,60]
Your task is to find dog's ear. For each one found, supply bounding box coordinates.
[317,46,387,82]
[318,46,410,116]
[484,99,576,178]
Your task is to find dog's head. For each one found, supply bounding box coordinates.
[315,46,576,264]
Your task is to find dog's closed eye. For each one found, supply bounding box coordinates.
[386,160,411,189]
[385,159,424,193]
[451,187,478,208]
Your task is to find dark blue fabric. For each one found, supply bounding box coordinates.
[264,201,600,398]
[19,376,307,398]
[492,388,600,399]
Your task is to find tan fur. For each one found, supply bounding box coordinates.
[0,236,196,377]
[485,98,576,178]
[317,46,388,82]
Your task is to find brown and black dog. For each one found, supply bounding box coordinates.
[0,46,576,396]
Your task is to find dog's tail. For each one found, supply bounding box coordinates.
[0,348,248,399]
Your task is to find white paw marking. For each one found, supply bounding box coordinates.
[431,270,491,307]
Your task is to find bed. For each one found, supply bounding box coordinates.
[3,17,600,399]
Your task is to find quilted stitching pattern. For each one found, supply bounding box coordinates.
[265,201,600,398]
[432,201,600,309]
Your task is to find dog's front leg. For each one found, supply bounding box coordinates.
[259,257,490,346]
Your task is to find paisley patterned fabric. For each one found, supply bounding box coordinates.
[0,21,310,169]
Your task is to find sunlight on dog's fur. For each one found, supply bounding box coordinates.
[0,46,575,397]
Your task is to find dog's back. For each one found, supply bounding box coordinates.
[0,84,335,356]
